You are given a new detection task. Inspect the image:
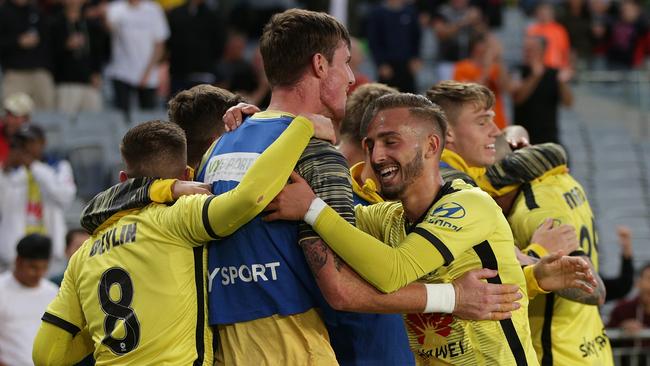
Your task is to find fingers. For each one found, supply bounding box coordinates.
[490,311,514,321]
[264,200,279,212]
[487,282,522,297]
[262,211,281,222]
[469,268,498,280]
[541,218,554,229]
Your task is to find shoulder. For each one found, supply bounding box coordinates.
[433,181,497,217]
[298,140,349,175]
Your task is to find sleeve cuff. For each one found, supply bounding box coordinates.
[304,197,327,226]
[523,264,549,299]
[149,179,176,203]
[524,243,549,259]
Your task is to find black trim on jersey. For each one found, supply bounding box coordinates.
[522,183,539,210]
[569,250,587,257]
[201,196,220,240]
[541,293,555,366]
[526,250,540,259]
[412,227,454,266]
[192,247,206,366]
[42,312,81,336]
[473,241,528,366]
[405,181,458,233]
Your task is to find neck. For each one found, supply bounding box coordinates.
[401,169,444,222]
[267,83,322,117]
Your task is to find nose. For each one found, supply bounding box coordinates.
[371,143,387,165]
[489,120,501,137]
[347,65,355,85]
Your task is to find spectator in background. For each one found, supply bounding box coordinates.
[51,0,107,114]
[167,0,226,96]
[589,0,613,68]
[348,37,370,93]
[559,0,593,67]
[512,36,573,144]
[104,0,169,114]
[367,0,421,93]
[0,0,55,109]
[607,0,647,68]
[608,263,650,344]
[432,0,483,81]
[0,93,34,165]
[216,31,262,101]
[0,125,76,272]
[527,2,572,70]
[453,32,509,128]
[0,234,58,366]
[604,226,635,302]
[50,228,88,286]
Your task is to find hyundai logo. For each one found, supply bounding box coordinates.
[432,202,466,219]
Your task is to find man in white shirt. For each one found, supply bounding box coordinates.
[0,234,58,366]
[104,0,169,114]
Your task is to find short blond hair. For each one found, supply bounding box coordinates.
[426,81,495,125]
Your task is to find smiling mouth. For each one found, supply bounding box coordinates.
[377,165,400,182]
[485,144,495,151]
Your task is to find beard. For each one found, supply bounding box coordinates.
[380,149,424,200]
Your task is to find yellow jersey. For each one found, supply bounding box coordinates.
[508,172,614,366]
[311,179,539,366]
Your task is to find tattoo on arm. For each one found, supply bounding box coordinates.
[556,256,606,305]
[299,238,342,278]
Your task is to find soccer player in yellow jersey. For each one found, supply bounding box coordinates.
[31,116,330,366]
[264,93,596,366]
[427,80,613,365]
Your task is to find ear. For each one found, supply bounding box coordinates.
[445,126,455,144]
[119,170,128,182]
[311,52,329,79]
[425,133,441,159]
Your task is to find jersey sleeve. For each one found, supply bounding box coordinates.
[296,140,355,242]
[310,189,498,293]
[42,251,85,335]
[155,116,316,244]
[511,205,573,257]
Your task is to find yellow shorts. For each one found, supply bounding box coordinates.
[215,308,338,366]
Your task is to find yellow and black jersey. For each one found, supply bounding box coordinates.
[508,171,613,366]
[311,179,538,366]
[44,195,215,365]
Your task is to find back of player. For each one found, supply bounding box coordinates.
[45,195,214,365]
[508,172,613,365]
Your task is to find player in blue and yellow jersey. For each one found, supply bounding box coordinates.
[31,117,326,366]
[427,80,613,366]
[264,93,597,366]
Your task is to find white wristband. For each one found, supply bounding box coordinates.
[304,197,327,226]
[423,283,456,313]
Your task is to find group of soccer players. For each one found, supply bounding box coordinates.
[31,8,613,366]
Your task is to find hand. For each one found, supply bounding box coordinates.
[264,172,316,222]
[138,71,150,88]
[452,268,522,321]
[18,31,39,49]
[617,225,633,258]
[502,125,530,150]
[299,113,336,144]
[223,102,261,132]
[533,251,597,292]
[90,73,102,89]
[621,319,644,335]
[378,64,393,80]
[408,58,422,74]
[66,32,86,50]
[558,68,574,83]
[171,181,211,200]
[532,219,578,253]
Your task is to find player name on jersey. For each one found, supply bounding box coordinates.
[89,223,137,257]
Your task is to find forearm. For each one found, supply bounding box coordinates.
[311,205,444,293]
[556,255,606,305]
[206,117,314,237]
[604,257,634,302]
[513,74,543,104]
[559,81,573,106]
[33,322,93,366]
[301,237,428,313]
[142,42,164,80]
